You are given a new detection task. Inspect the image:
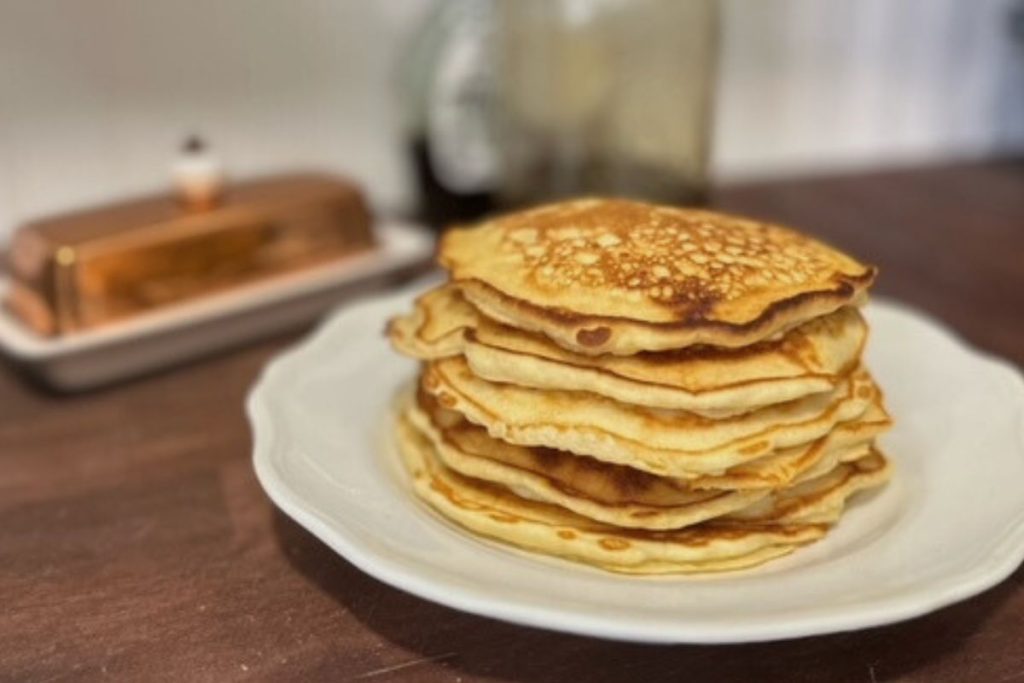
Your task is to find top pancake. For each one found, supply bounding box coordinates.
[441,198,876,355]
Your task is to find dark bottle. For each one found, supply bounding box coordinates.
[399,0,498,231]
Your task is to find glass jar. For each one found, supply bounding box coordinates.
[495,0,719,208]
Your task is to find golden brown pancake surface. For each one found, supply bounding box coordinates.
[441,198,875,355]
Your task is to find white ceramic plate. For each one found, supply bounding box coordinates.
[248,284,1024,643]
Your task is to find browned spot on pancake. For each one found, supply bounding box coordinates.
[416,386,435,409]
[599,538,631,551]
[576,326,611,347]
[429,476,484,511]
[857,385,873,399]
[489,513,519,523]
[557,530,577,540]
[682,295,718,324]
[629,510,660,518]
[527,445,662,501]
[778,328,821,369]
[607,465,659,497]
[423,372,439,390]
[739,440,770,456]
[529,447,565,470]
[437,392,456,408]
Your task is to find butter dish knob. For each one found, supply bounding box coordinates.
[172,134,225,211]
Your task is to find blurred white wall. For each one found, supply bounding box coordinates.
[1,0,1022,243]
[715,0,1024,179]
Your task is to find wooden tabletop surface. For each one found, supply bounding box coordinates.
[3,160,1023,682]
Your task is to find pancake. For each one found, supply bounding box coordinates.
[440,198,875,355]
[407,392,770,529]
[599,546,800,575]
[389,285,867,416]
[408,390,887,529]
[389,198,892,574]
[397,411,827,574]
[690,401,890,490]
[422,356,878,477]
[725,449,892,525]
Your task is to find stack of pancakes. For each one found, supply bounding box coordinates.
[389,198,892,574]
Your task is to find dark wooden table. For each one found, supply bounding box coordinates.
[3,161,1023,682]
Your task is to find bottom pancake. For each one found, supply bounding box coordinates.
[396,409,827,575]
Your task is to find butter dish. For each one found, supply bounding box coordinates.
[0,221,433,390]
